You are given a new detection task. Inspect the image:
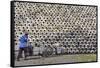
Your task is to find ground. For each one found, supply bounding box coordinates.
[15,54,96,66]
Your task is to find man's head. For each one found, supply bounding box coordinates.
[23,30,28,36]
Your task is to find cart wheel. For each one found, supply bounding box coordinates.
[42,47,53,57]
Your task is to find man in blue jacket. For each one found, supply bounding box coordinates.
[17,31,28,61]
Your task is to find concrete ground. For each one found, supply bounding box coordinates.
[15,54,96,66]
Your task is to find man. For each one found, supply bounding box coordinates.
[17,31,28,61]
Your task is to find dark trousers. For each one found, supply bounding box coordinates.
[17,47,27,60]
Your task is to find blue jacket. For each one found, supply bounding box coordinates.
[19,35,28,48]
